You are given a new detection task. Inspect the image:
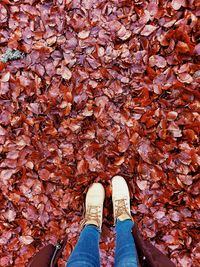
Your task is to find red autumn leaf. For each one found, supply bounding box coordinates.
[28,103,40,114]
[108,20,121,32]
[171,0,185,10]
[177,72,193,84]
[57,66,72,80]
[1,0,12,4]
[136,180,148,190]
[0,110,11,125]
[78,30,90,39]
[154,210,165,220]
[117,25,131,41]
[19,236,34,245]
[194,43,200,55]
[0,125,7,135]
[169,210,181,222]
[141,25,157,36]
[0,169,16,183]
[0,4,8,23]
[167,111,178,121]
[177,175,193,186]
[176,41,190,54]
[1,72,10,82]
[38,169,50,181]
[0,255,12,266]
[63,243,72,259]
[4,209,16,222]
[183,129,197,142]
[0,61,6,71]
[76,159,89,175]
[162,234,177,244]
[88,158,103,172]
[137,139,154,164]
[149,55,167,68]
[117,132,130,153]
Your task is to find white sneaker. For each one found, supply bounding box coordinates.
[112,175,133,225]
[81,183,105,231]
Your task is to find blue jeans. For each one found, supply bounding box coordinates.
[66,219,138,267]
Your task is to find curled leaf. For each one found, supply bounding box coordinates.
[141,25,157,36]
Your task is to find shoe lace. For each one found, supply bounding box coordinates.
[81,205,101,229]
[114,198,131,219]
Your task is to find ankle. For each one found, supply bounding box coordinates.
[84,220,99,228]
[117,213,132,222]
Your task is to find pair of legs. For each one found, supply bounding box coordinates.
[66,176,138,267]
[67,220,137,267]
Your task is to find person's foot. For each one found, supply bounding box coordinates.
[112,175,133,225]
[81,183,105,231]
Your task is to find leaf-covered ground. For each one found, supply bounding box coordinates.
[0,0,200,266]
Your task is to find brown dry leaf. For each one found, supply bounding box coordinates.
[154,211,165,219]
[0,169,16,182]
[171,0,185,10]
[78,30,90,39]
[117,132,130,153]
[177,73,193,83]
[19,236,34,245]
[136,180,148,190]
[149,55,167,68]
[46,36,57,46]
[4,209,17,222]
[76,159,89,175]
[0,125,7,135]
[0,4,8,23]
[176,41,190,53]
[178,175,193,185]
[117,25,131,41]
[167,111,178,121]
[1,72,10,82]
[38,169,50,181]
[57,66,72,80]
[141,25,157,36]
[194,43,200,55]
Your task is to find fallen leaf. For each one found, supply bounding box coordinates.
[0,125,7,135]
[78,30,90,39]
[117,132,130,153]
[38,169,50,181]
[46,36,57,46]
[149,55,167,68]
[59,67,72,80]
[117,25,131,40]
[4,210,16,222]
[194,43,200,55]
[154,211,165,219]
[19,236,34,245]
[171,0,185,10]
[176,41,190,53]
[167,111,178,121]
[1,72,10,82]
[177,73,193,83]
[141,25,157,36]
[0,4,8,23]
[0,169,16,182]
[136,180,148,190]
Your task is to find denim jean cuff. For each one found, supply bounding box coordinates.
[84,224,101,233]
[116,218,133,223]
